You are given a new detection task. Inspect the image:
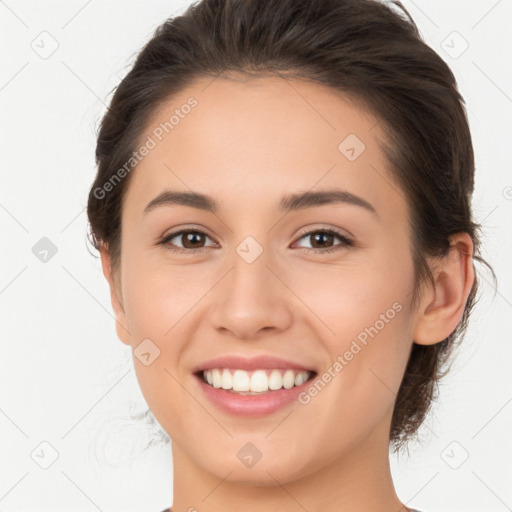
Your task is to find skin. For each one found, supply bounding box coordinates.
[100,75,475,512]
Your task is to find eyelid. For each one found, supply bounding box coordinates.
[159,223,215,240]
[293,223,353,241]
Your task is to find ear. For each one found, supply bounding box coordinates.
[99,243,131,346]
[412,232,475,345]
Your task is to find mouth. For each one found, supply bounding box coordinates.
[194,368,318,395]
[191,354,319,416]
[192,366,318,417]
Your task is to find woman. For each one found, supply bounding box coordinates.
[86,0,494,510]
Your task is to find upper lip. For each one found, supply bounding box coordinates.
[192,355,317,374]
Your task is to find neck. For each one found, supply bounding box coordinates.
[169,422,409,512]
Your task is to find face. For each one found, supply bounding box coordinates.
[107,75,421,484]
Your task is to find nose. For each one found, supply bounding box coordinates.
[210,248,293,340]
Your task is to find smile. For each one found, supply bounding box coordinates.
[194,368,318,417]
[200,368,314,394]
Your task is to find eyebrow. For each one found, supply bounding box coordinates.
[143,188,378,217]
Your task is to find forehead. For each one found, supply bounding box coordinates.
[123,75,406,224]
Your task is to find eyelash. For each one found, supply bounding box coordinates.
[157,227,354,255]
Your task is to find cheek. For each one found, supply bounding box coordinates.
[297,246,415,401]
[122,259,199,433]
[120,249,199,338]
[292,255,413,342]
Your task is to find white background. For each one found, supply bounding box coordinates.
[1,1,511,511]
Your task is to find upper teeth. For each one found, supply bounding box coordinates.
[203,368,312,393]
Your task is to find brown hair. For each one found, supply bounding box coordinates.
[86,0,496,452]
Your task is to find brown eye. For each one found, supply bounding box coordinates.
[309,231,336,249]
[160,229,216,253]
[159,227,353,255]
[294,229,353,254]
[179,231,207,249]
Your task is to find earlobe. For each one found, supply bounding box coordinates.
[99,243,131,346]
[412,233,475,346]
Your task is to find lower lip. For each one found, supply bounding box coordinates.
[194,372,316,417]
